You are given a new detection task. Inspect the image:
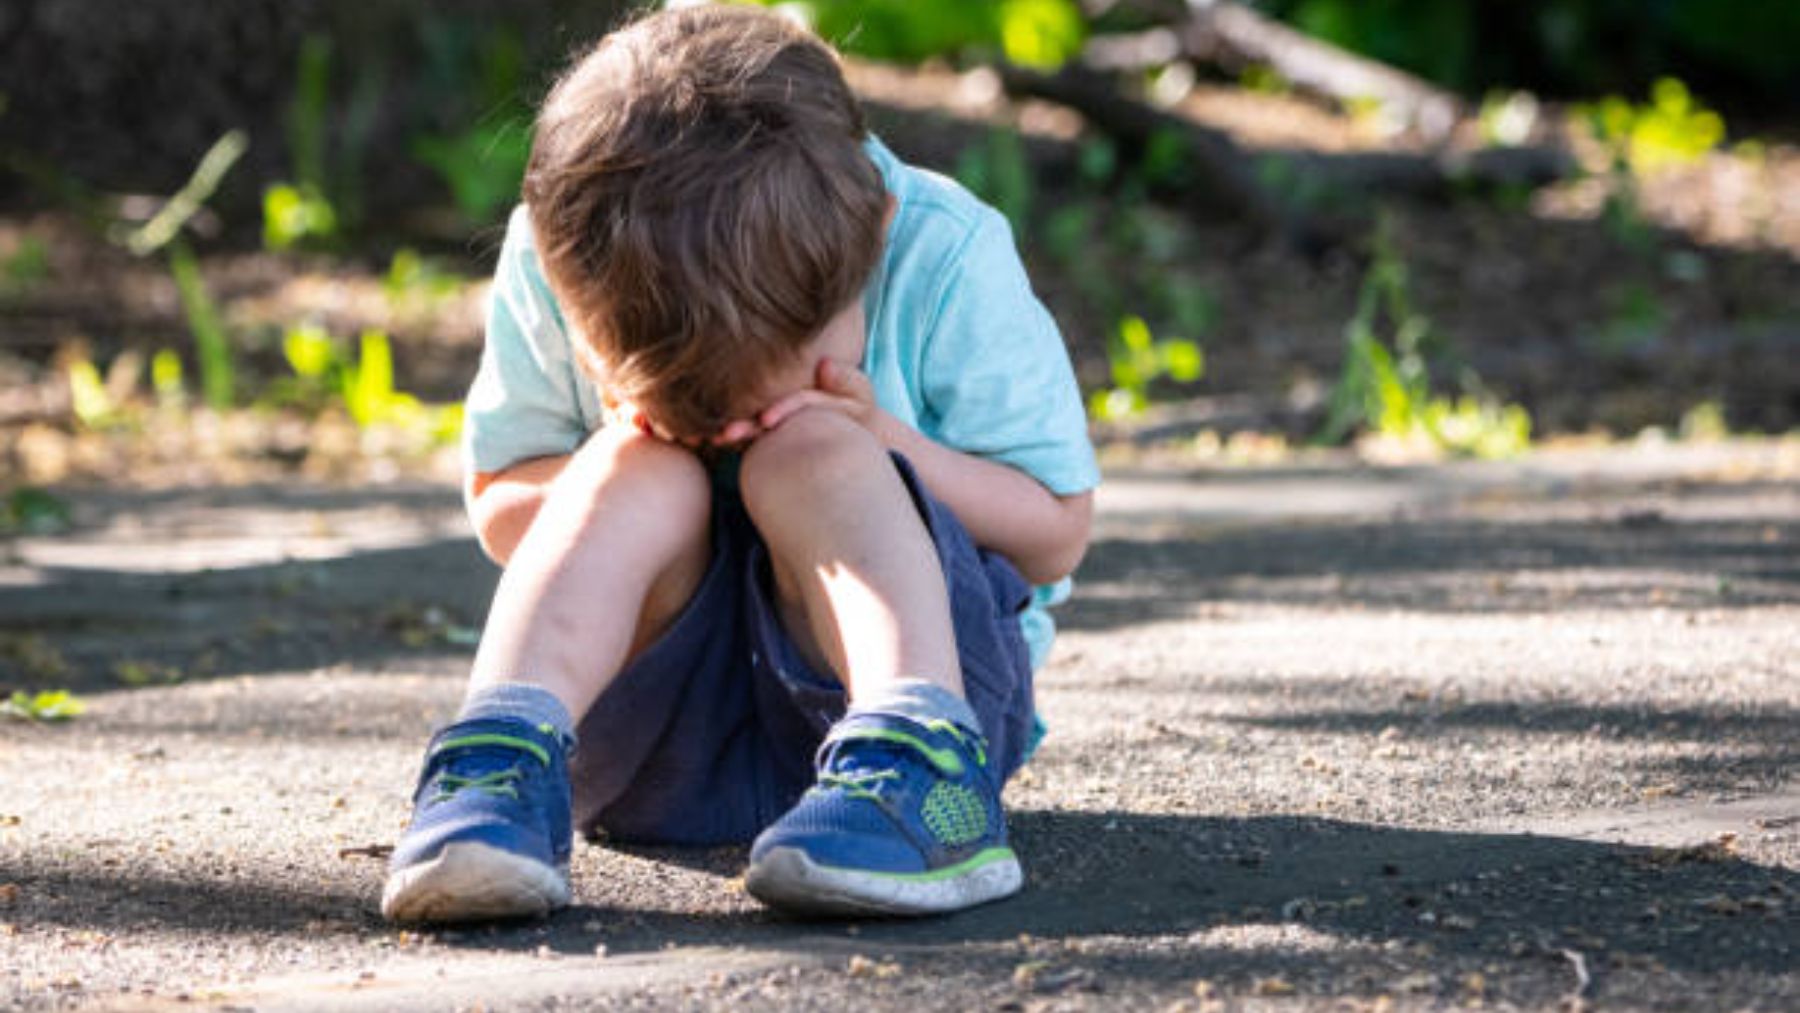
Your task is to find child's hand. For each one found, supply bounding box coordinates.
[757,358,886,437]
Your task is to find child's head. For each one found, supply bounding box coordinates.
[523,4,888,442]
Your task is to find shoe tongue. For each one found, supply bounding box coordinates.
[823,714,962,778]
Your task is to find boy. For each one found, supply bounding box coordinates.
[381,4,1098,922]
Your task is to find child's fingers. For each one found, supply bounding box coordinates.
[760,390,840,430]
[715,419,759,445]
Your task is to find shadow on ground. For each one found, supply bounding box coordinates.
[1065,508,1800,631]
[3,476,1795,695]
[0,537,497,695]
[12,812,1794,981]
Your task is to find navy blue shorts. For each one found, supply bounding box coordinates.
[567,453,1036,845]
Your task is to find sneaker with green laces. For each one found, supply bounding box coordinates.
[744,711,1021,916]
[381,717,573,923]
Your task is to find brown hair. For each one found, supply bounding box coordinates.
[522,4,887,441]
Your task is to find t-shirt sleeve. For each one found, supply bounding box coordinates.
[462,207,593,475]
[918,209,1100,496]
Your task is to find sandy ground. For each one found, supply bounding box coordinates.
[1,440,1795,1011]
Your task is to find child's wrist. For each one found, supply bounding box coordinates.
[867,408,912,452]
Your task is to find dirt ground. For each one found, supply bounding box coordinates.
[1,438,1794,1011]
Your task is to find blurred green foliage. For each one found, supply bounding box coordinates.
[954,129,1034,234]
[1320,222,1530,458]
[1582,78,1726,177]
[409,23,533,225]
[262,36,341,250]
[118,131,247,412]
[0,488,71,536]
[1089,314,1204,422]
[280,325,463,441]
[747,0,1086,69]
[0,689,85,722]
[1,236,49,295]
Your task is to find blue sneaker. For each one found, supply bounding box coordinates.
[745,712,1022,916]
[380,717,573,923]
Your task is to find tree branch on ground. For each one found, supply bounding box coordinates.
[1000,59,1574,248]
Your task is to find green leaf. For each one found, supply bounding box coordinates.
[1,689,86,723]
[1118,315,1153,353]
[1159,339,1205,383]
[168,241,234,410]
[262,182,338,251]
[283,324,339,380]
[2,488,71,535]
[151,349,186,410]
[1088,386,1144,422]
[66,356,113,428]
[997,0,1086,70]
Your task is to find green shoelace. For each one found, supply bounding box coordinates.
[431,767,524,804]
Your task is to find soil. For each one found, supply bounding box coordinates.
[2,58,1798,486]
[0,439,1795,1011]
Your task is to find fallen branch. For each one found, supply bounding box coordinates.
[1178,0,1464,139]
[1101,0,1465,140]
[1001,61,1573,210]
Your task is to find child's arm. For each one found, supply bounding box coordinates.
[468,399,676,564]
[465,454,570,565]
[757,359,1092,585]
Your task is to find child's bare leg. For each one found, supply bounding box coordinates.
[471,425,714,719]
[737,408,961,701]
[382,426,710,924]
[738,408,1021,915]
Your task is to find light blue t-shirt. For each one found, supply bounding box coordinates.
[464,136,1100,668]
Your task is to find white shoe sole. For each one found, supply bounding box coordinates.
[744,846,1022,916]
[381,841,570,924]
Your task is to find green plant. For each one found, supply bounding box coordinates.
[1042,202,1096,267]
[1578,78,1724,251]
[0,689,85,722]
[263,183,338,252]
[1583,78,1726,177]
[0,488,71,535]
[756,0,1085,68]
[151,349,187,413]
[1319,224,1531,458]
[1088,314,1204,422]
[1678,400,1729,441]
[410,25,533,226]
[411,121,531,226]
[1137,127,1191,190]
[65,354,117,429]
[383,248,467,308]
[122,131,246,411]
[168,244,233,410]
[954,128,1034,237]
[0,236,49,296]
[113,659,183,687]
[279,325,463,443]
[1076,137,1117,189]
[264,35,340,250]
[1592,282,1668,355]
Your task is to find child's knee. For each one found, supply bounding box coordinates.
[569,426,712,530]
[738,410,886,513]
